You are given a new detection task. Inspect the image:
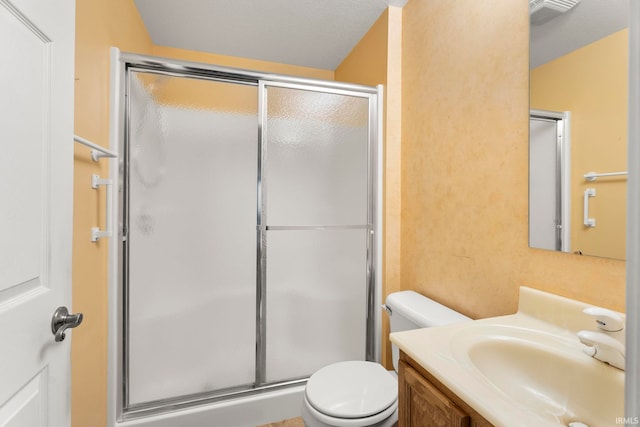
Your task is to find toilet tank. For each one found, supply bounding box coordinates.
[385,290,470,371]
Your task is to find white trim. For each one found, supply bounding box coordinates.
[626,0,640,418]
[560,111,571,253]
[108,46,123,427]
[375,84,384,363]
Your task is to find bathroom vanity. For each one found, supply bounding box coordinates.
[391,287,625,427]
[398,351,490,426]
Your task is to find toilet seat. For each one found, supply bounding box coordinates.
[303,393,397,427]
[304,361,397,425]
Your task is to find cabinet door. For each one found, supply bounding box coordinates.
[399,360,470,427]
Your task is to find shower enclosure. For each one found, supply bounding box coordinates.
[109,52,381,424]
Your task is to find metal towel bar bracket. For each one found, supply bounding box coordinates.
[74,134,118,243]
[91,174,114,242]
[583,188,596,228]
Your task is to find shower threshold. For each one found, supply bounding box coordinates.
[122,378,308,421]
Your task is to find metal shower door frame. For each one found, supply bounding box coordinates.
[111,51,382,421]
[255,80,379,386]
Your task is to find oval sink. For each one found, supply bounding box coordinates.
[391,288,627,427]
[459,329,624,426]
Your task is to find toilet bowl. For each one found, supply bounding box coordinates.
[301,361,398,427]
[301,291,470,427]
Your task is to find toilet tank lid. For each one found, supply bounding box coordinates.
[385,290,470,327]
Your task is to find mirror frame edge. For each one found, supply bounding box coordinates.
[626,0,639,418]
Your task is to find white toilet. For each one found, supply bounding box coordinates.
[301,290,470,427]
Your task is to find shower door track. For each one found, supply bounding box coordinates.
[124,378,308,420]
[114,52,382,421]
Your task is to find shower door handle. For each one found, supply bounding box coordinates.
[51,306,84,342]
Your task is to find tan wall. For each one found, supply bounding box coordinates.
[147,46,336,118]
[336,9,389,86]
[335,7,403,369]
[73,0,153,425]
[132,45,335,117]
[400,0,625,319]
[74,2,337,426]
[153,45,334,81]
[382,7,403,328]
[531,30,628,260]
[75,1,627,424]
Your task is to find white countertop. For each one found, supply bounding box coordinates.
[390,287,625,427]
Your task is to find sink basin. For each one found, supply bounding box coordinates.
[390,288,626,427]
[454,326,624,426]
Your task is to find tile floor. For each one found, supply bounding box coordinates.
[256,417,305,427]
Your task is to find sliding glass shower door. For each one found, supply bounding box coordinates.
[126,71,259,405]
[120,62,378,417]
[261,84,371,383]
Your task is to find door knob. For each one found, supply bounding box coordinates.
[51,306,83,342]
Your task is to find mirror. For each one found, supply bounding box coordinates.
[529,0,629,260]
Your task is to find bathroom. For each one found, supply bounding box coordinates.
[1,0,636,425]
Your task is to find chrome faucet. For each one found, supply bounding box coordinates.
[577,307,625,370]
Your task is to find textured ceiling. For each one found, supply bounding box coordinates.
[530,0,629,69]
[135,0,626,72]
[134,0,407,70]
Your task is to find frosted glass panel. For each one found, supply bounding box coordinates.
[127,72,258,404]
[265,230,367,382]
[265,87,369,226]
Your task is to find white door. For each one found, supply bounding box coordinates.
[0,0,75,425]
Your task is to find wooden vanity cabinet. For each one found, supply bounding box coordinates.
[398,351,493,427]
